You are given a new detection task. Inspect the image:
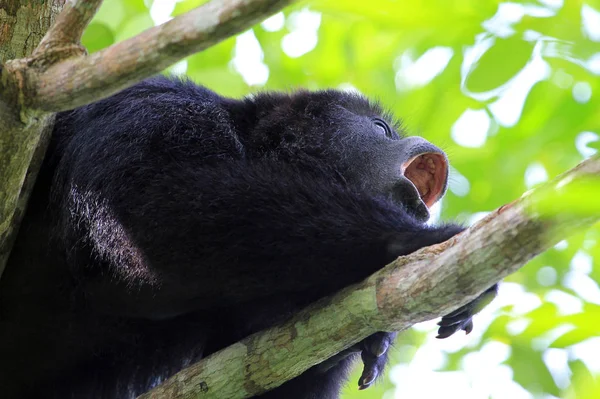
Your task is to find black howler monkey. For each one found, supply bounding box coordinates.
[0,76,497,399]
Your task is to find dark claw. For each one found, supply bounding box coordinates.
[437,316,474,338]
[358,368,377,390]
[356,332,397,390]
[437,310,470,327]
[464,319,473,334]
[437,309,471,338]
[436,284,498,339]
[436,325,456,339]
[358,350,384,390]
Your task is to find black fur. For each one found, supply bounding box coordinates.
[0,76,496,398]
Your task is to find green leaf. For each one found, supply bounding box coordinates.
[173,0,210,16]
[550,329,591,348]
[509,344,559,395]
[530,178,600,217]
[114,13,155,43]
[464,36,535,93]
[91,0,126,30]
[82,23,115,54]
[564,360,600,399]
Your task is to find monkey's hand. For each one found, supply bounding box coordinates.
[314,331,396,390]
[357,331,397,390]
[436,284,498,339]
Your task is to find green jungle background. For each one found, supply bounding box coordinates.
[82,0,600,398]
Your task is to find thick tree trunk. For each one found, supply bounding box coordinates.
[0,0,65,61]
[0,0,66,277]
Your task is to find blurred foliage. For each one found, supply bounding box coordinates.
[82,0,600,398]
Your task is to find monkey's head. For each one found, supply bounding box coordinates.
[237,89,449,222]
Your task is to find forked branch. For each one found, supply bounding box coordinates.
[35,0,104,54]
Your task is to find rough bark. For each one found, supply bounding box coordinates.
[0,111,54,278]
[138,156,600,399]
[0,0,67,278]
[0,0,65,61]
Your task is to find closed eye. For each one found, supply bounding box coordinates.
[373,118,393,138]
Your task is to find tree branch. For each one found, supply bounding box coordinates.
[27,0,297,112]
[34,0,104,55]
[138,156,600,399]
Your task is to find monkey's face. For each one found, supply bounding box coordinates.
[326,116,449,222]
[246,90,450,222]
